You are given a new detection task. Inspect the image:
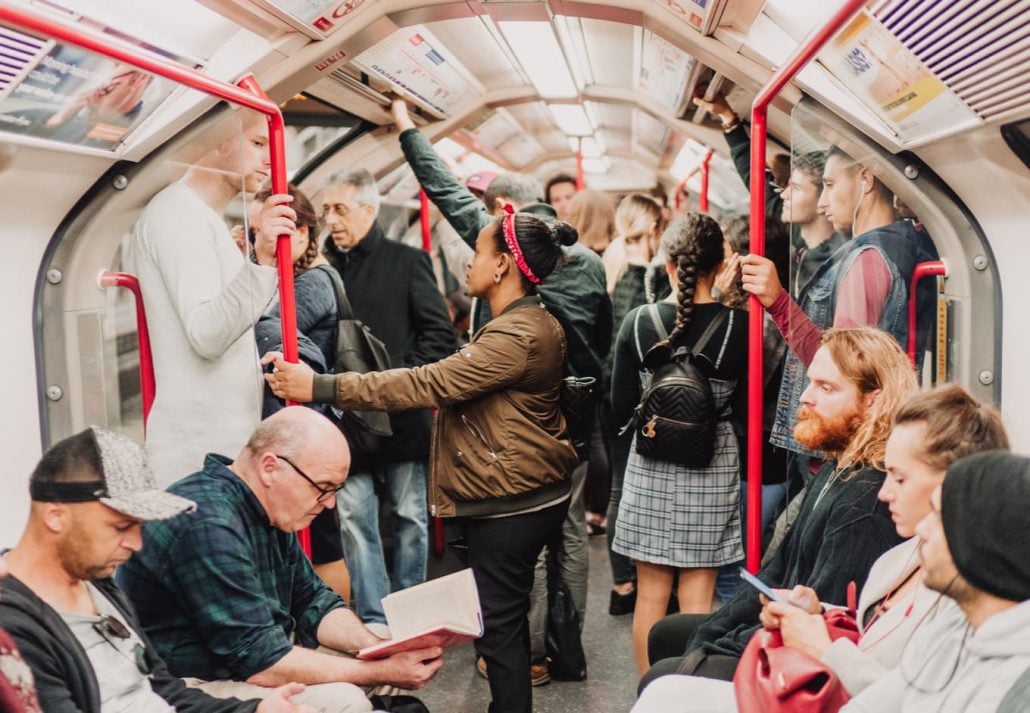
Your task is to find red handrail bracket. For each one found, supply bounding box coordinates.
[99,271,156,430]
[745,0,868,572]
[907,260,946,364]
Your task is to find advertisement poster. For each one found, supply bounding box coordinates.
[820,11,980,144]
[0,15,193,152]
[637,30,694,112]
[352,27,475,117]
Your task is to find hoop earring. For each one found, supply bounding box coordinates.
[493,273,502,284]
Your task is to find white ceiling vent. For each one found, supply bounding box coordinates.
[871,0,1030,121]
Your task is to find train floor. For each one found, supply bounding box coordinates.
[417,534,639,713]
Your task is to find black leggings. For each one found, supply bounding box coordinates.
[638,613,740,695]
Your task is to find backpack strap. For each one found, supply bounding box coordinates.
[315,265,356,320]
[689,310,729,358]
[647,303,669,342]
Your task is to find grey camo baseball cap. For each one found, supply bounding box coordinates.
[30,427,196,521]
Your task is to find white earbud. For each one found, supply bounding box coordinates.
[860,178,868,193]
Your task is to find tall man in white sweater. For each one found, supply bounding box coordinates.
[124,111,297,487]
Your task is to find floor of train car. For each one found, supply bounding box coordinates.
[419,534,638,713]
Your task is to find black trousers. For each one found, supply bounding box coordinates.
[639,613,740,694]
[463,499,568,713]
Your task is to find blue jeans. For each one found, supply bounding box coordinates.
[336,460,429,624]
[714,480,789,602]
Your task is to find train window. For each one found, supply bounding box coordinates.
[38,106,276,447]
[783,100,999,404]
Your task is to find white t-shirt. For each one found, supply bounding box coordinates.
[124,182,278,487]
[60,584,173,713]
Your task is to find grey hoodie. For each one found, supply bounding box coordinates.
[842,598,1030,713]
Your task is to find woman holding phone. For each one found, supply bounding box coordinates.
[264,206,580,713]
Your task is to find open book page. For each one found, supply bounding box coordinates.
[357,569,482,660]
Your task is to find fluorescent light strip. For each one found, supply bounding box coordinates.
[554,15,594,88]
[567,136,604,159]
[549,104,594,137]
[498,21,578,99]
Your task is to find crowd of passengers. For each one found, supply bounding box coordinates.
[1,90,1028,713]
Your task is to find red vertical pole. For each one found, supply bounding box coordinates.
[100,273,155,430]
[575,139,586,190]
[419,188,432,253]
[744,0,868,573]
[699,148,714,214]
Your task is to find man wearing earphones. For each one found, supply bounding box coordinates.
[739,146,938,481]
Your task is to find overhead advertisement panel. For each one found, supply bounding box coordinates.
[0,13,198,153]
[637,30,694,114]
[251,0,370,39]
[351,27,476,118]
[818,10,980,146]
[647,0,723,33]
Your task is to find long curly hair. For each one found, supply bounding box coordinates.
[821,327,918,474]
[659,213,726,342]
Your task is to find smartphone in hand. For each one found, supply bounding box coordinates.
[738,568,781,602]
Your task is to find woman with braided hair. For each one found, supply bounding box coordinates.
[610,213,748,675]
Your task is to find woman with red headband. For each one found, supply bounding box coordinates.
[265,206,581,713]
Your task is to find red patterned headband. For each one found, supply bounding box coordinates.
[501,203,541,285]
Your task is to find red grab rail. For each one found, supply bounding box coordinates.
[99,272,156,430]
[698,148,714,214]
[745,0,868,572]
[1,5,311,554]
[907,260,946,364]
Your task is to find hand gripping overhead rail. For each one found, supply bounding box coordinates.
[1,4,313,554]
[745,0,867,572]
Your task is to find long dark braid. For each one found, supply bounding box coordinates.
[660,213,727,342]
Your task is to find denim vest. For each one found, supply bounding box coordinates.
[770,220,938,455]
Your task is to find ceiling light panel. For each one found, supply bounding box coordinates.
[554,15,594,88]
[549,104,595,136]
[499,21,578,99]
[637,29,696,112]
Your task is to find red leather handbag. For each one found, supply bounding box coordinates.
[733,608,860,713]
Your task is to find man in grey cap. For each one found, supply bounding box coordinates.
[842,450,1030,713]
[0,426,312,713]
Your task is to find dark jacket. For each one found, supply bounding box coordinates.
[324,223,456,464]
[688,462,903,658]
[724,123,783,219]
[313,295,579,518]
[0,575,256,713]
[398,128,612,382]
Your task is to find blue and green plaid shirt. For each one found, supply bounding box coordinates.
[117,454,346,680]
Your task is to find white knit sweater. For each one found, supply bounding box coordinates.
[124,182,277,487]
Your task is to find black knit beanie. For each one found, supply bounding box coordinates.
[941,451,1030,602]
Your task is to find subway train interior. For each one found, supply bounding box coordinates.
[1,0,1029,711]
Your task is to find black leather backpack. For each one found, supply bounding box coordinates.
[632,305,728,468]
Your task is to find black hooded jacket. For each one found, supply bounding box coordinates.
[0,575,257,713]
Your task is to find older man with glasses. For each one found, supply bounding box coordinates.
[0,425,315,713]
[117,407,442,713]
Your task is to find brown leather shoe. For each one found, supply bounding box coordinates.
[475,657,551,687]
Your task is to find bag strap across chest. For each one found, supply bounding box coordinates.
[315,264,356,321]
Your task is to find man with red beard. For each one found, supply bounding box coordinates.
[639,327,915,689]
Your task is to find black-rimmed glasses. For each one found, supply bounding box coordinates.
[93,615,152,676]
[276,454,344,504]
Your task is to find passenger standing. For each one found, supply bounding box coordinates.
[391,99,611,679]
[740,147,939,474]
[545,173,578,222]
[610,214,748,675]
[251,184,352,603]
[602,193,665,616]
[568,188,615,255]
[124,112,297,487]
[641,327,913,686]
[265,210,582,713]
[320,169,455,625]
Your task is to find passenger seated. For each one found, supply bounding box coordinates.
[631,383,1009,711]
[841,451,1030,711]
[740,147,939,477]
[0,553,42,713]
[123,109,297,487]
[0,427,312,712]
[117,408,441,713]
[642,327,914,686]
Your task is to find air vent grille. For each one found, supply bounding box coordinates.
[871,0,1030,120]
[0,26,47,94]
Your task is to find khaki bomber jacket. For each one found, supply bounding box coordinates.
[312,295,579,517]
